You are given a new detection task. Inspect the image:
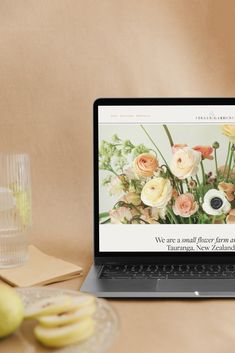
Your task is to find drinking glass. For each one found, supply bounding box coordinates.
[0,153,31,268]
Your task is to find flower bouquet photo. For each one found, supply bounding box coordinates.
[99,124,235,225]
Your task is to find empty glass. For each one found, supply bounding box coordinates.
[0,153,31,268]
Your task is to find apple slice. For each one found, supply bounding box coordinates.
[65,294,96,310]
[24,295,72,319]
[38,303,97,327]
[34,317,95,348]
[25,294,95,319]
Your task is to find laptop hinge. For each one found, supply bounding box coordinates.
[94,256,235,266]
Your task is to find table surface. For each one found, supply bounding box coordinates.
[48,272,235,353]
[1,0,235,352]
[2,257,235,353]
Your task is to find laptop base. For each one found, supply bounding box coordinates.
[80,265,235,298]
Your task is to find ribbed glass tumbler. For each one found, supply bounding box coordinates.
[0,153,31,268]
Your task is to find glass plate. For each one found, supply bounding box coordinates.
[14,287,119,353]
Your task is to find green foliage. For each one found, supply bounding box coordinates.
[99,134,150,175]
[101,175,112,186]
[132,144,150,159]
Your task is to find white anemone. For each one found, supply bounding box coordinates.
[202,189,231,216]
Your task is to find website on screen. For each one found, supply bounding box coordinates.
[98,105,235,252]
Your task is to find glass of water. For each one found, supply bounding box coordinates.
[0,153,31,268]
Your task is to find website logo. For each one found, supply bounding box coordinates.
[195,111,235,121]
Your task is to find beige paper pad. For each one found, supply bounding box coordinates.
[0,245,83,287]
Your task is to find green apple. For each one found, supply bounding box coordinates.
[38,303,96,327]
[0,284,24,338]
[34,317,94,348]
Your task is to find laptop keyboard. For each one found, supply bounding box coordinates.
[100,264,235,280]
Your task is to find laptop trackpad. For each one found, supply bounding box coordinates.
[157,279,235,293]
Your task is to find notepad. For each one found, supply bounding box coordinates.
[0,245,83,287]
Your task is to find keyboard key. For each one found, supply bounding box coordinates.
[99,264,235,280]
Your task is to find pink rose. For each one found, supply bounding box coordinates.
[173,193,198,218]
[133,153,159,178]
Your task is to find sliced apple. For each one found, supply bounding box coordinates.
[34,317,95,348]
[25,294,96,319]
[38,303,97,327]
[65,294,96,310]
[24,295,73,319]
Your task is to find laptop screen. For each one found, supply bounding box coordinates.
[97,101,235,254]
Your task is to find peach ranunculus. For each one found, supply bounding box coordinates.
[109,207,132,224]
[141,177,172,208]
[133,153,159,178]
[172,144,188,154]
[222,125,235,141]
[193,146,213,160]
[170,147,201,180]
[218,182,235,202]
[173,193,198,218]
[226,209,235,224]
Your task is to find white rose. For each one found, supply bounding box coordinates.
[170,147,201,180]
[141,177,172,208]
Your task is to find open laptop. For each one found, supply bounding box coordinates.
[81,97,235,298]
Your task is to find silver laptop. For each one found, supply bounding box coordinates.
[81,97,235,298]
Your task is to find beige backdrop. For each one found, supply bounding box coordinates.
[1,1,235,353]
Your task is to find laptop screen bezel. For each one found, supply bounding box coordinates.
[94,97,235,264]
